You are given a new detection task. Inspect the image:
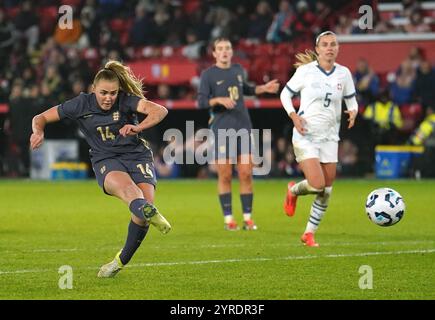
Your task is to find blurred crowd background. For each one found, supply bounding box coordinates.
[0,0,434,179]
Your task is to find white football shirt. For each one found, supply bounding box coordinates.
[285,61,357,142]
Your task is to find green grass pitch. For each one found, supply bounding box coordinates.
[0,179,434,300]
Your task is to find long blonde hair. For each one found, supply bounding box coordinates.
[294,49,318,68]
[94,60,145,99]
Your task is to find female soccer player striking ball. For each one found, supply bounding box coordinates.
[198,37,279,231]
[30,61,171,277]
[280,31,358,247]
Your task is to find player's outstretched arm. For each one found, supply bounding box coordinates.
[120,99,168,137]
[255,79,280,95]
[30,106,61,150]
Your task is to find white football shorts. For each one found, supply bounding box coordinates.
[292,138,338,163]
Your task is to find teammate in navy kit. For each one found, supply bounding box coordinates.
[30,60,171,277]
[198,38,279,231]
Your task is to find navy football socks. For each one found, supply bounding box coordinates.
[119,220,149,265]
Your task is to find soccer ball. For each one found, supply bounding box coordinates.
[365,188,405,227]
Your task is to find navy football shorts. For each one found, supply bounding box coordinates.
[211,130,254,161]
[92,156,157,195]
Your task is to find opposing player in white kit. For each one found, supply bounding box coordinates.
[280,31,358,247]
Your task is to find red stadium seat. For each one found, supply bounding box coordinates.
[183,0,201,14]
[109,18,132,34]
[253,43,274,57]
[232,57,250,70]
[61,0,83,6]
[4,6,20,19]
[38,6,59,19]
[38,6,59,35]
[249,56,273,83]
[273,43,294,57]
[271,57,292,84]
[400,103,424,133]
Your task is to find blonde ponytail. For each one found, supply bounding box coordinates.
[94,60,145,99]
[294,49,318,68]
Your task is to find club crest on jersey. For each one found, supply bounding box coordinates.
[113,111,120,121]
[337,83,342,91]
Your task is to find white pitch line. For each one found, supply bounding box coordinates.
[129,248,435,268]
[32,249,79,253]
[1,239,431,254]
[1,248,434,275]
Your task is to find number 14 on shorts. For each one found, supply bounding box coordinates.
[137,163,154,178]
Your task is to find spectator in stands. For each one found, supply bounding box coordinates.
[273,136,288,174]
[97,0,124,20]
[155,84,172,100]
[210,7,233,40]
[42,65,64,101]
[154,144,180,179]
[13,1,39,53]
[409,106,435,177]
[373,20,395,34]
[165,6,188,47]
[188,4,212,42]
[5,81,41,176]
[404,10,431,33]
[313,1,331,30]
[277,144,300,177]
[79,0,99,48]
[389,59,416,105]
[247,1,273,41]
[98,21,123,56]
[0,10,16,69]
[70,79,86,97]
[128,3,154,47]
[266,0,294,43]
[414,60,435,111]
[334,14,354,35]
[363,88,403,144]
[291,0,316,39]
[409,106,435,146]
[407,46,424,70]
[40,81,76,140]
[354,58,380,106]
[21,65,37,88]
[337,139,359,176]
[65,47,93,86]
[402,0,421,17]
[40,82,57,109]
[228,4,250,42]
[182,29,206,60]
[152,3,171,45]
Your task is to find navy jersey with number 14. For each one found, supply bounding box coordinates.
[57,92,153,162]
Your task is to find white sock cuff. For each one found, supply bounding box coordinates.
[305,180,324,194]
[316,186,332,205]
[324,186,333,195]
